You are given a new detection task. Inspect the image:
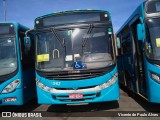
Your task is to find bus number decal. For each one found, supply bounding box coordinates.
[53,82,61,86]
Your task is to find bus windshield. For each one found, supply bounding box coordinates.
[146,18,160,60]
[146,0,160,14]
[36,27,115,71]
[0,37,17,76]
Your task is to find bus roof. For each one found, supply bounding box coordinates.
[0,22,29,31]
[116,1,146,35]
[35,9,111,21]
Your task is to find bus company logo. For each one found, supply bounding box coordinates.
[2,112,11,117]
[1,112,42,118]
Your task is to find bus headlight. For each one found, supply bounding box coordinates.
[2,80,20,94]
[36,79,52,92]
[150,72,160,83]
[98,73,118,90]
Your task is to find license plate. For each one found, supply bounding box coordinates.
[69,94,83,99]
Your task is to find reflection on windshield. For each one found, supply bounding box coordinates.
[146,18,160,60]
[36,27,114,71]
[0,37,17,76]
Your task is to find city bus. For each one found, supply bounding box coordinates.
[116,0,160,103]
[0,22,35,106]
[26,10,119,105]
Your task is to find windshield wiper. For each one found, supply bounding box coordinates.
[82,24,94,47]
[51,28,65,48]
[82,24,94,55]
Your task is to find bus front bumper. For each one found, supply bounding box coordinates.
[0,89,23,106]
[148,77,160,103]
[37,81,120,105]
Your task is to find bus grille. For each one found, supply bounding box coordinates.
[45,72,105,80]
[37,65,115,80]
[55,85,97,90]
[52,92,100,102]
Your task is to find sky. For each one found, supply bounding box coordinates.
[0,0,146,32]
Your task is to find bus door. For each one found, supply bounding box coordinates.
[129,17,147,97]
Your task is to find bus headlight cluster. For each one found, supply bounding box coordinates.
[36,79,52,92]
[98,73,118,90]
[2,80,20,94]
[150,72,160,83]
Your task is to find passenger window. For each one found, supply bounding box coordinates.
[121,26,131,54]
[117,35,122,55]
[19,30,35,69]
[122,34,131,54]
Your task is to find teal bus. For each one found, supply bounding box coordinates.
[0,22,36,106]
[116,0,160,103]
[25,10,120,105]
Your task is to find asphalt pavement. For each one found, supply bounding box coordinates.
[0,89,160,119]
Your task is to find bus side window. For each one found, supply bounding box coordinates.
[122,35,131,54]
[121,26,131,55]
[117,35,122,55]
[19,30,35,70]
[28,34,35,67]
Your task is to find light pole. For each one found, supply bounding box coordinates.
[3,0,6,21]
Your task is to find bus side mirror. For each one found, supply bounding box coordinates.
[137,24,144,41]
[116,37,121,49]
[24,36,31,51]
